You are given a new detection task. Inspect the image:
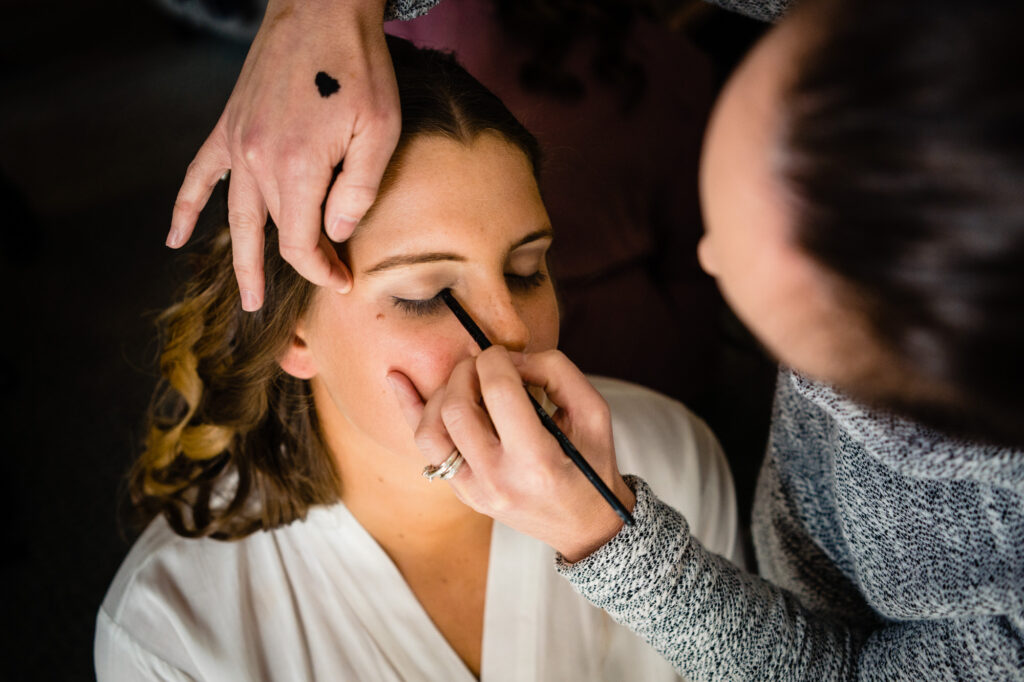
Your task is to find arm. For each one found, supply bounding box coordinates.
[560,476,1024,681]
[392,348,1023,681]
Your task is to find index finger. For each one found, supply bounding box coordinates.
[441,357,501,470]
[475,347,553,454]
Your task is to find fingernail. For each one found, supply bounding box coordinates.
[166,228,182,248]
[335,275,352,295]
[240,288,259,311]
[329,214,357,241]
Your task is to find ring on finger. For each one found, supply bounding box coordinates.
[423,449,464,481]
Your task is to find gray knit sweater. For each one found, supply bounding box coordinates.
[557,370,1024,680]
[389,0,790,24]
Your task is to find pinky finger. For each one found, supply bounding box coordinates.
[169,126,230,248]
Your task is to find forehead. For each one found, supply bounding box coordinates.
[345,134,547,263]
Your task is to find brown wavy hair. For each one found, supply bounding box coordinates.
[130,37,542,539]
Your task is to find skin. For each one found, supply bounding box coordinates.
[397,12,882,561]
[697,12,877,388]
[169,0,400,310]
[278,133,560,675]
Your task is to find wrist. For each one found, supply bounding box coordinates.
[556,476,636,564]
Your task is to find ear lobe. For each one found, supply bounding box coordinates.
[278,325,317,380]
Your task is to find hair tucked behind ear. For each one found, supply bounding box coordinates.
[130,36,543,539]
[780,0,1024,448]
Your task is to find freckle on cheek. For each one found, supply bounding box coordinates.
[376,313,385,321]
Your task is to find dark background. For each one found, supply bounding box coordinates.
[0,2,770,678]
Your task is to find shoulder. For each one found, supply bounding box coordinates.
[96,517,214,678]
[784,369,1024,493]
[588,376,740,560]
[100,517,198,621]
[96,513,319,677]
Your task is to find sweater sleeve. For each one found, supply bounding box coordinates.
[555,476,1024,681]
[384,0,441,21]
[702,0,790,22]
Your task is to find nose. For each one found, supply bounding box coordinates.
[473,289,531,352]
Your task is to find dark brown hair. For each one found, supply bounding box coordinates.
[130,37,542,539]
[781,0,1024,446]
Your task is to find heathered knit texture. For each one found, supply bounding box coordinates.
[386,0,441,21]
[705,0,789,22]
[390,0,789,23]
[557,370,1024,680]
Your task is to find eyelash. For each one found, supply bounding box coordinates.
[391,271,549,316]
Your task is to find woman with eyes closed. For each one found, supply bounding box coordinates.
[95,37,741,681]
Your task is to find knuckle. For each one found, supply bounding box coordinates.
[337,184,378,212]
[539,349,568,370]
[226,209,261,231]
[439,400,475,429]
[369,106,401,137]
[586,401,612,432]
[412,430,445,455]
[239,131,265,166]
[487,488,513,515]
[173,196,198,216]
[184,158,205,181]
[278,145,311,177]
[277,243,310,265]
[488,375,525,404]
[231,260,259,281]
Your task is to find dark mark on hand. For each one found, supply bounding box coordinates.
[315,71,340,98]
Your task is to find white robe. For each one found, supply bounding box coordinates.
[95,377,741,681]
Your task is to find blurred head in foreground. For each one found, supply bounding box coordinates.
[699,0,1024,447]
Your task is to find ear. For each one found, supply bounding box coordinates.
[278,320,318,380]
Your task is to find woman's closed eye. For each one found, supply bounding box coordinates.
[391,271,549,317]
[506,270,548,293]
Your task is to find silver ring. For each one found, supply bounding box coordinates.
[422,449,463,481]
[438,453,464,480]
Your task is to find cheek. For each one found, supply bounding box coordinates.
[312,305,473,450]
[380,328,468,401]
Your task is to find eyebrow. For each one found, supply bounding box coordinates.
[363,226,554,275]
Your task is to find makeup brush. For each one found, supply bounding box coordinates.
[440,289,635,526]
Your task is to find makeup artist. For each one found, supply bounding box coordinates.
[389,0,1024,679]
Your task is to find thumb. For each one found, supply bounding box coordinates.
[387,371,424,432]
